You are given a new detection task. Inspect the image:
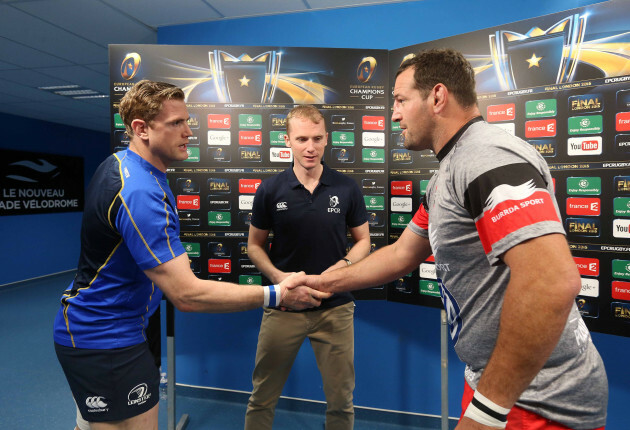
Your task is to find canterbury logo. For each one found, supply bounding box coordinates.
[484,180,537,212]
[85,396,107,409]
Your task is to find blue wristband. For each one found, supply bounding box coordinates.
[269,284,279,307]
[263,285,280,307]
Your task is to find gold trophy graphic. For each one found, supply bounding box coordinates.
[489,13,587,90]
[209,50,282,103]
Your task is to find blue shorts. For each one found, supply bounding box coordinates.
[55,341,159,422]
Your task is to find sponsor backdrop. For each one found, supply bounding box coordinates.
[110,0,629,336]
[388,0,630,337]
[0,149,83,216]
[109,45,390,300]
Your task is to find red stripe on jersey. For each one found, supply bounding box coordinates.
[475,189,559,254]
[411,204,429,231]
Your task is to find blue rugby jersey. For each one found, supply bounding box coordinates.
[53,150,186,349]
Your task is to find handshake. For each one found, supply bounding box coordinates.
[273,271,330,311]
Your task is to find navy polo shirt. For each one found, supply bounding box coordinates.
[251,163,368,310]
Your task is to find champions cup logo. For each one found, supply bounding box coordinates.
[357,57,377,83]
[489,14,587,90]
[121,53,141,80]
[209,50,282,103]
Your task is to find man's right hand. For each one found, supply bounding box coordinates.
[278,272,331,310]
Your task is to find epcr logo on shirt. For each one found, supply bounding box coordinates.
[328,196,341,213]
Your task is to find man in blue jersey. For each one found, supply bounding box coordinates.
[244,105,371,430]
[284,50,607,430]
[53,80,329,430]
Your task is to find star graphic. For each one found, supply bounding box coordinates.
[239,75,250,87]
[526,53,543,68]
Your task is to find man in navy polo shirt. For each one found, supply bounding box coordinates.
[245,105,371,430]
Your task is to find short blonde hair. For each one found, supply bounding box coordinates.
[119,80,185,136]
[286,105,325,135]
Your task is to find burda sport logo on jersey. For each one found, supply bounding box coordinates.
[177,195,200,210]
[476,180,558,254]
[525,119,556,138]
[208,114,231,129]
[238,179,261,194]
[486,103,515,122]
[128,383,151,406]
[567,137,602,155]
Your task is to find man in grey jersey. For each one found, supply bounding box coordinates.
[284,48,607,430]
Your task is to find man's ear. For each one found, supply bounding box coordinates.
[432,83,448,113]
[131,119,148,139]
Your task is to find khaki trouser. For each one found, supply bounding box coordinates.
[245,302,355,430]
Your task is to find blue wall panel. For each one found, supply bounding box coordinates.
[0,112,109,285]
[158,0,629,427]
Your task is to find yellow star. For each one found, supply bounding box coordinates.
[239,75,250,87]
[526,53,543,68]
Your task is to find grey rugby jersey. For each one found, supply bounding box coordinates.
[408,119,607,428]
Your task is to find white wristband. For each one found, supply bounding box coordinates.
[463,390,509,429]
[262,285,280,307]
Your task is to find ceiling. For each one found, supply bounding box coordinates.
[0,0,414,134]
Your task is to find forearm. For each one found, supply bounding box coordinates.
[475,282,575,407]
[247,244,286,284]
[324,237,372,273]
[474,236,581,409]
[174,278,265,313]
[321,234,426,293]
[344,236,371,264]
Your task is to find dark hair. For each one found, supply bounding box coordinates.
[286,105,325,134]
[119,80,185,136]
[397,48,477,108]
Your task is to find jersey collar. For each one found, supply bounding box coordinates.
[288,161,332,189]
[435,115,484,162]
